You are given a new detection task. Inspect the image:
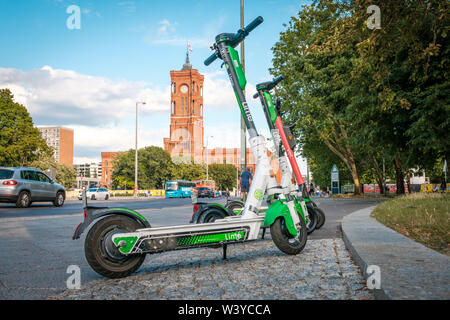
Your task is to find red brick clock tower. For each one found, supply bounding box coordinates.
[164,52,205,164]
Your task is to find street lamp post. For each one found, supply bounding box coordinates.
[135,101,146,197]
[240,0,247,174]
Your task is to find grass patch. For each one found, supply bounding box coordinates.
[371,193,450,256]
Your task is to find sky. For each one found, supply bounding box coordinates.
[0,0,310,173]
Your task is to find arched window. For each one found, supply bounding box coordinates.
[200,104,203,117]
[171,101,175,114]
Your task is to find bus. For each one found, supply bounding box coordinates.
[165,180,197,198]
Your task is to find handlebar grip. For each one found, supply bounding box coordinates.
[204,52,218,66]
[273,75,284,85]
[244,16,264,34]
[253,92,259,99]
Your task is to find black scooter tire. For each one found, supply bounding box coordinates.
[225,200,244,214]
[306,208,318,234]
[315,207,326,229]
[85,215,146,278]
[270,214,307,255]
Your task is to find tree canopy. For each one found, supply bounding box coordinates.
[270,0,449,194]
[0,89,53,166]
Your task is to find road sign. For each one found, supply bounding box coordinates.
[331,164,340,194]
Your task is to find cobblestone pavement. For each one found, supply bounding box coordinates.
[49,238,373,300]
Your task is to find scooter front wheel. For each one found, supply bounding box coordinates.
[84,215,146,278]
[306,209,318,234]
[270,215,307,255]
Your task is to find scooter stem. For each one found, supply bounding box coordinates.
[274,117,304,185]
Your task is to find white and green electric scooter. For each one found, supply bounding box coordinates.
[72,16,308,279]
[191,77,325,233]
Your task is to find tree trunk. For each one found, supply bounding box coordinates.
[371,156,385,195]
[349,161,361,195]
[394,155,405,195]
[406,169,412,194]
[318,129,361,195]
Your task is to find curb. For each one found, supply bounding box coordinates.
[341,206,450,300]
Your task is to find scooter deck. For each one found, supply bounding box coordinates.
[112,216,265,255]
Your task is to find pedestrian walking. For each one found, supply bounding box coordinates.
[239,167,253,202]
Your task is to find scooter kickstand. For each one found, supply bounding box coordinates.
[222,244,227,260]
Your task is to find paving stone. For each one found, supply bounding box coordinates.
[48,239,373,300]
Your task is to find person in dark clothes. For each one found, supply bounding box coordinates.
[239,167,253,202]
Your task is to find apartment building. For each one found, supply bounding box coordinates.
[74,162,102,179]
[38,126,74,166]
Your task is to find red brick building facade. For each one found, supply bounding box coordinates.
[163,53,256,172]
[101,152,117,188]
[163,53,205,164]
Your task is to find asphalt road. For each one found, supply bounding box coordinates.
[0,196,385,299]
[0,197,193,219]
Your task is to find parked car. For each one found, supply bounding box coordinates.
[0,167,66,208]
[197,187,214,198]
[78,187,110,200]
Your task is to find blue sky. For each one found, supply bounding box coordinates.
[0,0,310,172]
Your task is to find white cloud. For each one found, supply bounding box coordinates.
[203,70,258,110]
[70,124,168,161]
[1,65,261,160]
[0,66,170,126]
[157,19,177,36]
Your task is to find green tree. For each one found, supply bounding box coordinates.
[271,0,449,195]
[271,1,365,194]
[207,164,238,190]
[171,162,205,181]
[0,89,52,166]
[112,176,135,190]
[112,146,174,189]
[343,0,449,193]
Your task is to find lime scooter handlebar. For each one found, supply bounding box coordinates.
[253,75,284,98]
[204,16,264,66]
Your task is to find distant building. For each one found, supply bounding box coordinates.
[101,152,117,188]
[75,177,101,189]
[38,126,74,166]
[74,162,102,179]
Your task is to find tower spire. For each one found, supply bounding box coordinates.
[182,42,192,70]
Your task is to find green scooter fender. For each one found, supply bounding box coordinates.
[263,200,298,237]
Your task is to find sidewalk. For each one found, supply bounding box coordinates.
[341,206,450,300]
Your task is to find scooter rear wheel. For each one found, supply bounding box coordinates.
[200,208,227,223]
[270,214,307,255]
[225,200,244,215]
[315,207,326,229]
[85,215,146,278]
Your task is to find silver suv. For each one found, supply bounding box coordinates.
[0,167,66,208]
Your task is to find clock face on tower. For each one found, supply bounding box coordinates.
[180,84,188,94]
